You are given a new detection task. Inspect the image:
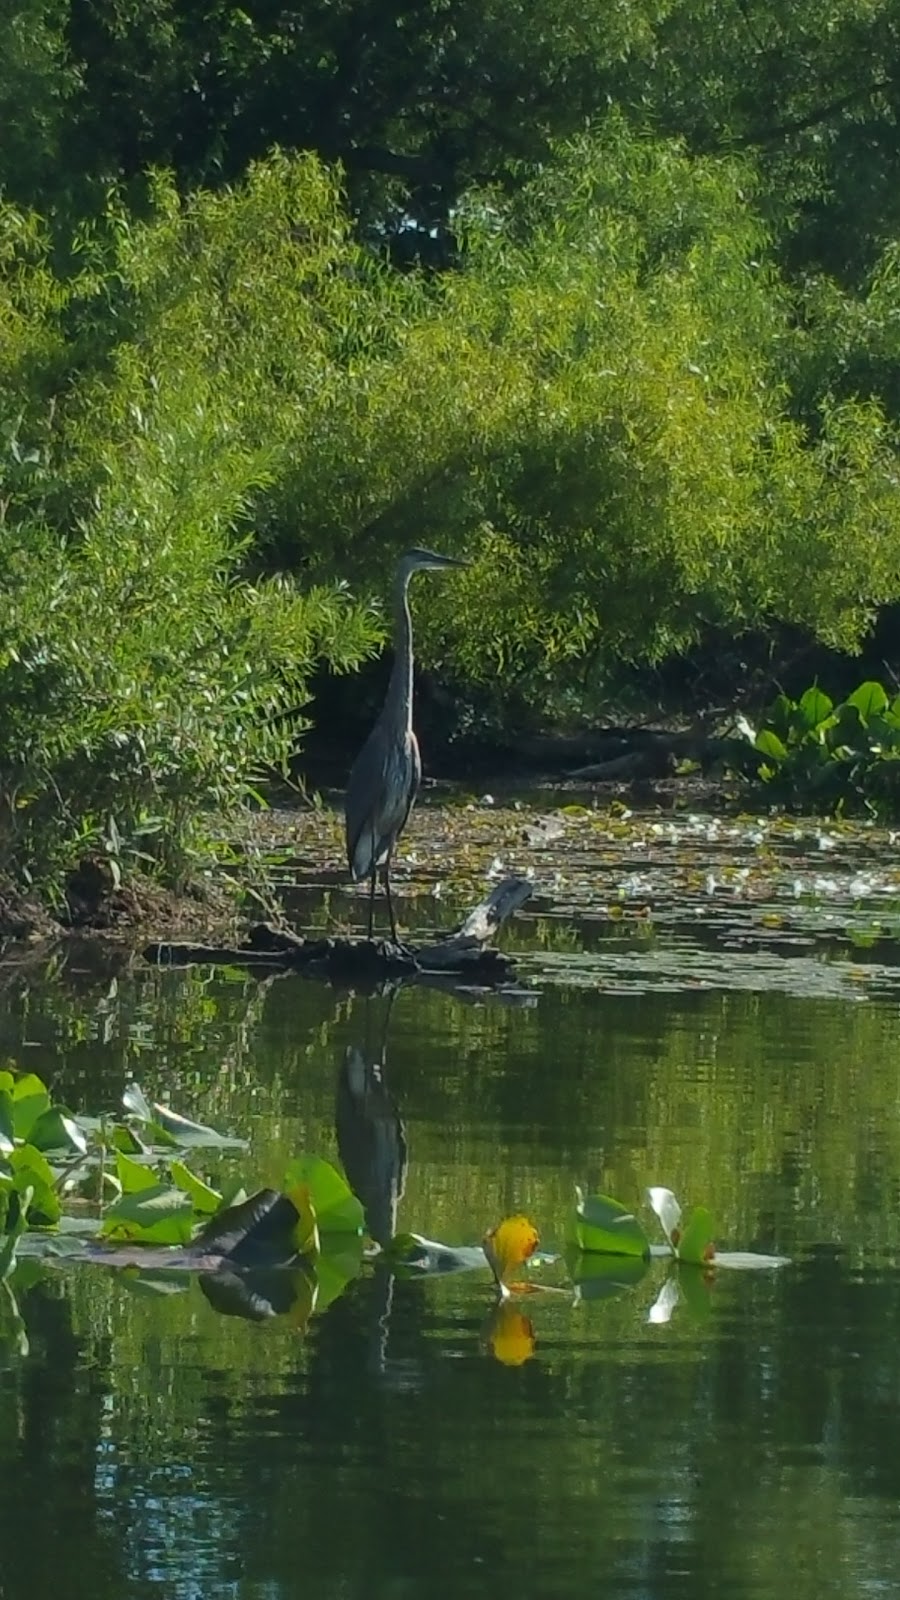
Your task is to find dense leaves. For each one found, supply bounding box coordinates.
[732,679,900,814]
[4,6,900,872]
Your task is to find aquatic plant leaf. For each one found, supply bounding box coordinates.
[122,1083,153,1121]
[483,1214,540,1288]
[847,681,889,722]
[115,1151,157,1194]
[200,1264,318,1326]
[286,1183,320,1258]
[168,1160,222,1216]
[100,1185,195,1245]
[282,1156,364,1234]
[110,1124,149,1155]
[12,1074,51,1142]
[568,1248,648,1301]
[27,1108,88,1156]
[483,1301,536,1366]
[314,1240,365,1312]
[150,1102,248,1149]
[9,1146,60,1226]
[676,1206,716,1265]
[192,1188,302,1266]
[647,1187,683,1252]
[571,1188,650,1257]
[755,729,788,762]
[797,687,833,729]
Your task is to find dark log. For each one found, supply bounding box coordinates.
[143,875,533,988]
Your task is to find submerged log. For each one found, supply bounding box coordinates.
[143,875,533,987]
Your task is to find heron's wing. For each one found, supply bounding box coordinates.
[344,727,421,880]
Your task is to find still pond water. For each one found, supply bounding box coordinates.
[3,803,900,1599]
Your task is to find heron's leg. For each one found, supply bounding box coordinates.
[367,870,377,940]
[384,859,399,945]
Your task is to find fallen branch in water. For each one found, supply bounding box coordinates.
[143,875,534,987]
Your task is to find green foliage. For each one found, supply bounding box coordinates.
[0,182,379,891]
[732,679,900,815]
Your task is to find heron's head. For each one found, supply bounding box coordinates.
[397,547,469,582]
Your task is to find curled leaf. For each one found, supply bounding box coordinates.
[647,1186,683,1252]
[571,1188,650,1258]
[482,1214,539,1291]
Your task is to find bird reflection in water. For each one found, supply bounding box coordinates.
[336,997,412,1377]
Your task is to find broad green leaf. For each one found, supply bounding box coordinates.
[115,1150,157,1194]
[797,687,834,730]
[169,1160,222,1216]
[150,1102,247,1149]
[100,1185,195,1245]
[754,728,788,762]
[27,1108,88,1155]
[847,681,889,722]
[766,694,794,739]
[110,1124,149,1155]
[314,1238,365,1312]
[282,1156,364,1234]
[676,1205,716,1265]
[12,1074,51,1141]
[571,1189,650,1257]
[647,1186,682,1251]
[192,1189,302,1264]
[9,1146,60,1226]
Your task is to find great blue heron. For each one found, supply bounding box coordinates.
[344,547,467,941]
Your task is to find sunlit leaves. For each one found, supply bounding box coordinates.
[733,678,900,815]
[282,1156,365,1236]
[100,1185,196,1246]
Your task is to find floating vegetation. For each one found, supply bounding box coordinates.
[0,1072,787,1361]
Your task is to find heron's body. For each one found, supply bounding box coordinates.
[344,548,465,941]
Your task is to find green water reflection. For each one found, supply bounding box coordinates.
[1,949,900,1598]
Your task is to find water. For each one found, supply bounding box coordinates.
[3,809,900,1598]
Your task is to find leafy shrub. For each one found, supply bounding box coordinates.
[0,197,379,892]
[731,681,900,815]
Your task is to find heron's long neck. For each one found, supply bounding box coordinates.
[385,573,414,734]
